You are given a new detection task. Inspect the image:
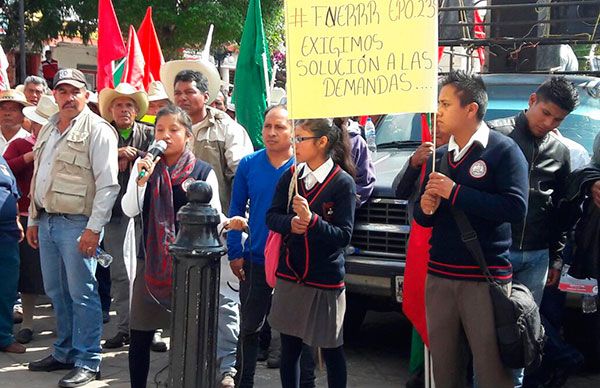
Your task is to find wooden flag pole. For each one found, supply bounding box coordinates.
[291,119,299,197]
[431,112,437,173]
[424,345,436,388]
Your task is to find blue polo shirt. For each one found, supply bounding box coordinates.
[0,156,20,243]
[227,149,294,264]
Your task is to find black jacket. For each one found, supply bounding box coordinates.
[487,111,571,263]
[561,165,600,279]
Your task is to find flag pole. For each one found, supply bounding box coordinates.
[262,52,271,105]
[202,24,214,62]
[291,118,298,196]
[431,112,437,173]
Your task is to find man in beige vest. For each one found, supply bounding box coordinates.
[25,69,119,388]
[160,60,253,215]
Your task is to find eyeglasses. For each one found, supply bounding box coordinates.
[291,136,320,144]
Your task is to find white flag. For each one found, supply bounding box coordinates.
[0,44,9,90]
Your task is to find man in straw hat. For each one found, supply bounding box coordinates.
[98,82,154,351]
[160,58,253,215]
[26,68,119,387]
[139,81,171,125]
[4,94,58,345]
[0,89,31,154]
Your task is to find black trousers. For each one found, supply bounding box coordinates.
[236,260,274,387]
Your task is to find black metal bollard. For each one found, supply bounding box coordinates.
[169,181,226,388]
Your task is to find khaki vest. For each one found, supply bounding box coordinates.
[30,110,112,219]
[191,107,233,214]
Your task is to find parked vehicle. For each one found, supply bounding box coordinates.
[344,74,600,330]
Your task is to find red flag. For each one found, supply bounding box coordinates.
[401,113,433,346]
[438,46,445,62]
[97,0,126,91]
[474,9,486,67]
[121,26,146,91]
[137,7,164,90]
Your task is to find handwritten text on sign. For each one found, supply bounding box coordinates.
[285,0,438,119]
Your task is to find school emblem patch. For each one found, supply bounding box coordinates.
[469,160,487,178]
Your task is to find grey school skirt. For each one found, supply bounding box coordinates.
[268,279,346,348]
[130,259,171,331]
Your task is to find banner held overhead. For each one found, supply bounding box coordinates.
[284,0,438,119]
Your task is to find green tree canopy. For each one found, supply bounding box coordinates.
[0,0,284,60]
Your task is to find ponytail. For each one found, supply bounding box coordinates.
[295,118,356,178]
[330,123,356,178]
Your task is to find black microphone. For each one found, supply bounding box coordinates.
[137,140,167,180]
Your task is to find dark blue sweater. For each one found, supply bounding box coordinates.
[414,131,528,283]
[227,149,294,264]
[266,164,356,289]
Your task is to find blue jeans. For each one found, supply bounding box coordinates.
[38,213,102,371]
[509,248,549,388]
[218,293,240,376]
[0,241,19,348]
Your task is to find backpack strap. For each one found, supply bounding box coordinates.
[439,151,495,284]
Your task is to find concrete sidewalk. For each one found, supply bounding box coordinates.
[0,303,404,387]
[3,303,598,387]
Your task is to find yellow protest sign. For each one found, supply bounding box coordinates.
[284,0,438,119]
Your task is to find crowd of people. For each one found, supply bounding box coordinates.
[0,56,597,388]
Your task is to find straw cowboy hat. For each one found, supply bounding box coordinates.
[0,89,32,108]
[23,94,59,125]
[98,82,149,122]
[160,59,221,104]
[147,81,169,102]
[14,85,24,94]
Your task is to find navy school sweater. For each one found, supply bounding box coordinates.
[413,131,528,283]
[266,164,356,289]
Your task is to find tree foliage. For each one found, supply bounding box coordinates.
[0,0,97,51]
[0,0,285,60]
[113,0,284,60]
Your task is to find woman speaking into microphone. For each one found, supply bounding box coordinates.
[121,105,221,388]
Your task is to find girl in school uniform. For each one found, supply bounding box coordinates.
[266,118,357,388]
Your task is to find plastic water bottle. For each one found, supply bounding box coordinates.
[77,233,113,268]
[582,294,597,314]
[93,247,113,268]
[365,117,377,153]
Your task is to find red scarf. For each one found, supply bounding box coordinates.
[145,149,196,308]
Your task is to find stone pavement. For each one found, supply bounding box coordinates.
[0,303,405,388]
[1,303,599,387]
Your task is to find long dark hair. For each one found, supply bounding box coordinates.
[295,118,356,178]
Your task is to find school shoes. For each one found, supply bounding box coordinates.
[102,332,130,349]
[1,341,26,354]
[28,355,74,372]
[16,328,33,344]
[58,367,100,387]
[151,331,167,352]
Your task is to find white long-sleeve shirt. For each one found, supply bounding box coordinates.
[121,157,223,219]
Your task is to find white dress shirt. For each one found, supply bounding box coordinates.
[0,127,29,154]
[298,158,334,190]
[447,121,491,162]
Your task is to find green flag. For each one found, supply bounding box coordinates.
[233,0,272,149]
